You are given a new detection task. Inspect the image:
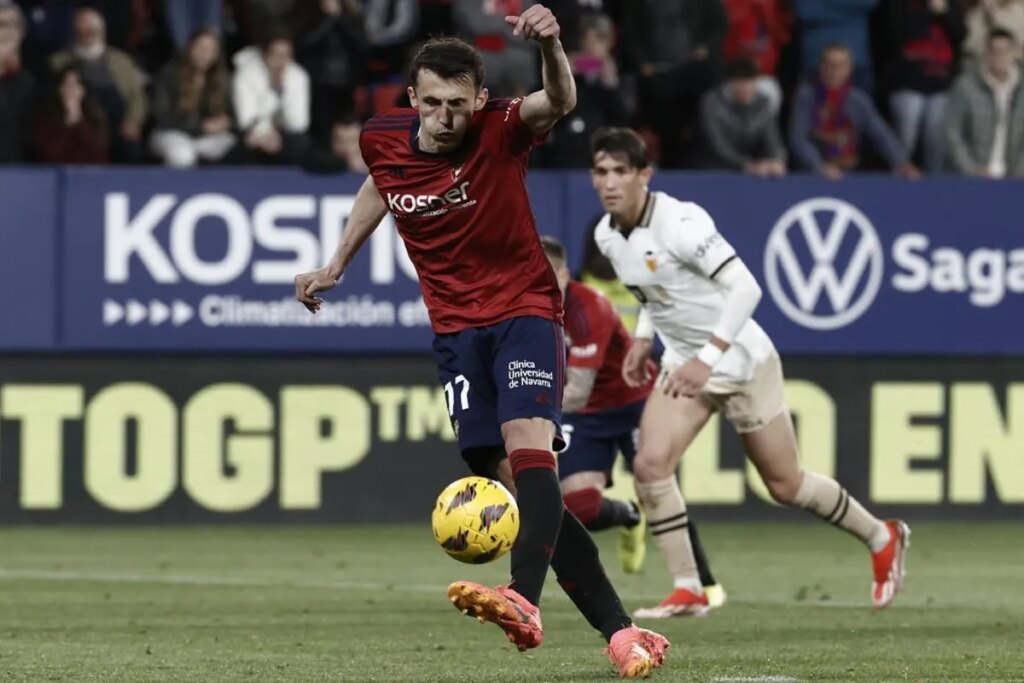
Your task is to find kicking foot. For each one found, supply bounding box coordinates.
[633,587,709,619]
[619,503,647,574]
[605,625,670,678]
[447,581,543,651]
[872,519,911,609]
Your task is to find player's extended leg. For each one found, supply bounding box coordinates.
[686,519,726,608]
[632,388,714,618]
[562,472,642,532]
[742,410,910,608]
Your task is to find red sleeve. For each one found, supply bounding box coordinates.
[485,97,548,158]
[567,293,615,370]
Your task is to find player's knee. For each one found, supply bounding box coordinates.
[563,486,602,526]
[764,473,801,505]
[632,449,675,482]
[502,417,555,454]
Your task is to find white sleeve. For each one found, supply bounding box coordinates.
[634,306,654,339]
[708,258,762,344]
[661,203,738,280]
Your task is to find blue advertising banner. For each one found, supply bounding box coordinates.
[0,169,57,349]
[564,173,1024,355]
[61,168,565,351]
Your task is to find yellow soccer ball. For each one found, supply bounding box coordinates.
[432,476,519,564]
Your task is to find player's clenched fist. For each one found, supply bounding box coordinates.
[662,358,711,399]
[294,266,338,313]
[505,4,560,43]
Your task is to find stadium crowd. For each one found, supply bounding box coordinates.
[0,0,1022,177]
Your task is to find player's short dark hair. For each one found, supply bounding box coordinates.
[725,57,759,81]
[988,27,1017,46]
[540,236,566,263]
[591,127,649,169]
[409,37,485,90]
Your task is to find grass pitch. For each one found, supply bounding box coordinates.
[0,522,1021,682]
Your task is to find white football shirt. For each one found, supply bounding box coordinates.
[594,191,776,387]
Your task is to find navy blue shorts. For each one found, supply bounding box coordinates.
[558,400,646,483]
[431,316,565,454]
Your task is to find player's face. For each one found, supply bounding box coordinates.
[545,255,570,298]
[409,69,488,152]
[590,152,651,218]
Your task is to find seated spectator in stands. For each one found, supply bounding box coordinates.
[233,30,310,165]
[50,8,146,163]
[303,115,368,173]
[620,0,728,168]
[31,65,109,164]
[963,0,1024,62]
[364,0,420,75]
[536,13,631,168]
[452,0,539,97]
[722,0,792,111]
[164,0,223,52]
[884,0,965,174]
[793,0,878,92]
[790,44,920,180]
[292,0,368,144]
[0,0,33,163]
[150,30,236,169]
[947,28,1024,177]
[699,57,786,176]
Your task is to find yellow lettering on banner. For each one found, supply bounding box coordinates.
[680,415,743,503]
[183,384,273,512]
[370,387,406,442]
[84,383,176,512]
[749,381,836,504]
[1,385,83,509]
[950,383,1024,504]
[407,386,454,442]
[870,383,944,503]
[280,386,370,509]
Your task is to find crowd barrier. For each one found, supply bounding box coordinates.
[2,167,1022,354]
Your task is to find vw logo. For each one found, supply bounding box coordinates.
[764,198,884,331]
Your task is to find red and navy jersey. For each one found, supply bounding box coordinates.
[359,98,562,334]
[564,281,654,413]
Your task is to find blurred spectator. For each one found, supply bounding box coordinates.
[0,0,33,163]
[364,0,420,74]
[150,29,236,168]
[946,28,1024,177]
[884,0,966,173]
[537,13,631,167]
[233,30,310,165]
[303,115,368,173]
[620,0,728,168]
[31,65,108,164]
[50,8,147,163]
[545,0,620,52]
[452,0,539,97]
[699,57,786,175]
[722,0,791,111]
[790,44,919,180]
[163,0,223,52]
[793,0,878,92]
[292,0,368,142]
[963,0,1024,61]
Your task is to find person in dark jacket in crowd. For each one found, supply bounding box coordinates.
[32,65,109,164]
[620,0,728,168]
[699,57,786,175]
[0,0,33,163]
[884,0,966,173]
[790,44,920,180]
[150,29,237,168]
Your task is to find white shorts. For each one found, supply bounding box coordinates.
[658,352,787,433]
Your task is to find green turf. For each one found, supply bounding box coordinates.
[0,522,1021,682]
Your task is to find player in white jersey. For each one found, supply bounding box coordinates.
[588,127,911,617]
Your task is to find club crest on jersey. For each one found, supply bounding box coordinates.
[451,164,463,182]
[644,250,658,272]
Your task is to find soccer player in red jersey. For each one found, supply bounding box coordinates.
[294,7,668,678]
[541,236,725,610]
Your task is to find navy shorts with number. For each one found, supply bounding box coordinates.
[431,316,565,453]
[558,400,646,483]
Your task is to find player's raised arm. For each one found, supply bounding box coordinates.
[294,174,388,313]
[505,5,577,135]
